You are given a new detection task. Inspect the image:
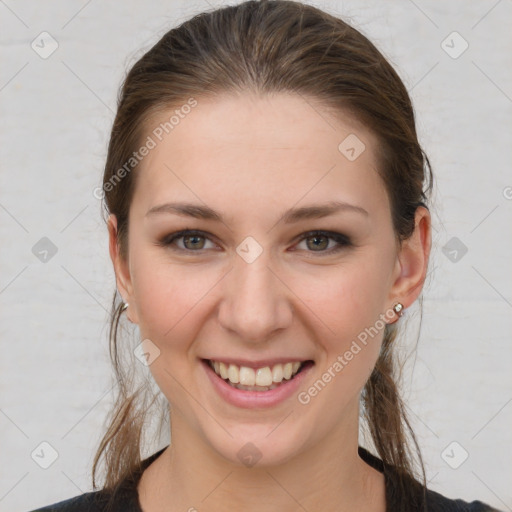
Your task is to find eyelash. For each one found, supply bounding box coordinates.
[158,229,352,256]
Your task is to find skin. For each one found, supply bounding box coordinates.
[109,92,431,512]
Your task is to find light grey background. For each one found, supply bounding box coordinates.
[1,1,511,511]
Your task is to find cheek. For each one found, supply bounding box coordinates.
[291,257,391,340]
[123,218,230,416]
[293,264,386,415]
[129,252,221,408]
[129,248,216,344]
[289,253,391,393]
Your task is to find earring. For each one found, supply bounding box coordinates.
[393,302,404,317]
[121,302,129,312]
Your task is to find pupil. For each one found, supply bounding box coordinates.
[308,235,327,251]
[185,235,204,249]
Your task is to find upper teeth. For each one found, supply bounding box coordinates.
[210,360,302,387]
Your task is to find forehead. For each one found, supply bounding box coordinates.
[132,92,388,221]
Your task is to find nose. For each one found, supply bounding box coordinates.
[217,249,293,343]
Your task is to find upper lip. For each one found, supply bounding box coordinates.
[202,357,313,369]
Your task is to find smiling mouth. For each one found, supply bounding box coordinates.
[205,359,314,391]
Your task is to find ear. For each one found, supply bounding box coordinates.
[388,206,431,320]
[108,214,139,324]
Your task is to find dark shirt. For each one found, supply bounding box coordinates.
[29,446,502,512]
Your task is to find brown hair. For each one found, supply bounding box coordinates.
[93,1,433,509]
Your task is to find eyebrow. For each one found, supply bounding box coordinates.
[146,200,368,223]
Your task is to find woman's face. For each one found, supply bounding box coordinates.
[111,92,428,467]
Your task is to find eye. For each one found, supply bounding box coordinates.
[158,229,352,255]
[159,229,217,251]
[294,230,352,254]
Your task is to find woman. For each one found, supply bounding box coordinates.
[31,1,501,511]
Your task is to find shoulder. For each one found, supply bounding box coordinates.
[27,490,110,512]
[27,447,168,512]
[27,483,139,512]
[27,485,503,512]
[358,446,501,512]
[425,486,503,512]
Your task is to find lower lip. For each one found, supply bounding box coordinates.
[202,359,314,409]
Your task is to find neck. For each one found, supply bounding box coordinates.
[138,408,385,512]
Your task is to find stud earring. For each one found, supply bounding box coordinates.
[393,302,404,317]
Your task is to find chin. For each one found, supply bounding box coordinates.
[202,423,310,469]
